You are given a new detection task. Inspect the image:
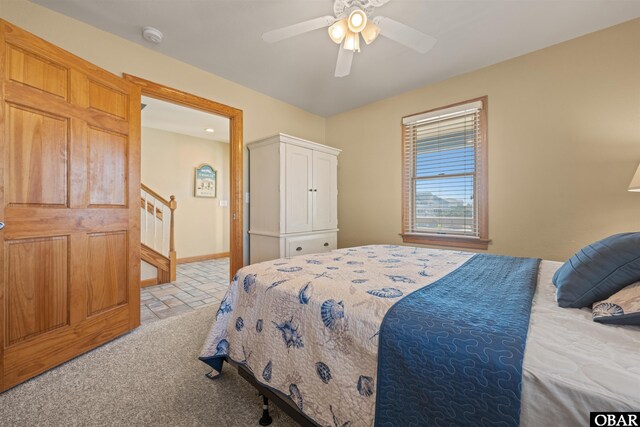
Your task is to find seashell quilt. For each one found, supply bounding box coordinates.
[200,245,473,426]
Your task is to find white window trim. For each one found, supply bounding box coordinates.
[401,96,490,250]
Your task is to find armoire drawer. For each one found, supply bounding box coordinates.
[285,233,337,257]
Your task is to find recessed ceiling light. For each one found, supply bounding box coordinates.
[205,128,215,133]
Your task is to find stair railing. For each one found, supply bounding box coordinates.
[140,184,177,281]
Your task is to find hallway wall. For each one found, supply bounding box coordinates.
[142,127,230,260]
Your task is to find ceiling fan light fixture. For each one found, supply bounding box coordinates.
[260,0,439,78]
[343,30,360,52]
[328,18,348,44]
[361,20,381,45]
[347,9,367,33]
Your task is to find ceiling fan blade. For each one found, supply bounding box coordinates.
[373,16,436,53]
[262,16,336,43]
[335,45,354,77]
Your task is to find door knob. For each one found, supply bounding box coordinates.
[0,222,5,230]
[324,242,329,247]
[296,246,302,251]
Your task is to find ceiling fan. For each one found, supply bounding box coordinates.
[262,0,437,78]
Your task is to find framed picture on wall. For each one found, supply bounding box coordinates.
[194,163,217,198]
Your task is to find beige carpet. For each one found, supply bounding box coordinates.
[0,306,297,427]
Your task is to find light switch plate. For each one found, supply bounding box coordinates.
[219,200,228,207]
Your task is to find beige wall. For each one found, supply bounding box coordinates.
[0,0,326,263]
[326,18,640,261]
[0,0,325,144]
[142,127,230,259]
[3,1,639,262]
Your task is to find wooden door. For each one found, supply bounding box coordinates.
[0,20,140,391]
[312,150,338,231]
[285,143,313,233]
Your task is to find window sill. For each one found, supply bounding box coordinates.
[400,233,491,250]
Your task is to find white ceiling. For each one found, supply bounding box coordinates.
[141,96,230,143]
[32,0,640,117]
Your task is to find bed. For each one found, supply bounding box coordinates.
[200,245,640,426]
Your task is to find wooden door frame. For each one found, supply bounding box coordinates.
[123,74,243,277]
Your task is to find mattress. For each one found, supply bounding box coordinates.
[521,261,640,426]
[200,247,640,426]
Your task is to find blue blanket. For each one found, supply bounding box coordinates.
[375,254,540,427]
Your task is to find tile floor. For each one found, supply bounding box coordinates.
[140,258,230,324]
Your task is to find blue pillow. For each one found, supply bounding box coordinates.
[553,232,640,308]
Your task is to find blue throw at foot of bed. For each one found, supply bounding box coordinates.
[375,254,541,427]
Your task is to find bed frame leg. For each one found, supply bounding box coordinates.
[259,395,273,426]
[205,370,221,380]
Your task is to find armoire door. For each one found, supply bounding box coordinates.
[312,150,338,231]
[0,20,140,391]
[285,143,313,233]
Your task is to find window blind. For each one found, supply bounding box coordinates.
[402,100,483,238]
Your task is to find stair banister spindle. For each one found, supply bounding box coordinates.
[169,195,177,282]
[144,192,149,247]
[140,188,145,245]
[169,195,176,253]
[150,197,154,248]
[158,203,166,254]
[152,196,158,251]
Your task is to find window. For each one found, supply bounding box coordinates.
[401,97,489,250]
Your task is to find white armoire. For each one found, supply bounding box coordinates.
[248,134,341,264]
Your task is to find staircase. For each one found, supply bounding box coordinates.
[141,184,177,287]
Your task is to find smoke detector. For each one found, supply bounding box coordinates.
[142,27,163,44]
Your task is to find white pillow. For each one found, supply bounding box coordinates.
[592,281,640,326]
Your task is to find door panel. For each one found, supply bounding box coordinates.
[6,44,68,99]
[312,151,338,231]
[87,231,127,316]
[88,126,127,206]
[6,236,69,345]
[88,80,128,119]
[285,144,313,233]
[7,104,68,206]
[0,19,140,391]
